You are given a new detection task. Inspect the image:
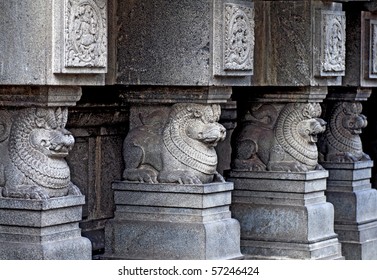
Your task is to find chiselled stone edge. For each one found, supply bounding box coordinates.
[320,160,374,170]
[112,181,234,194]
[226,170,329,181]
[0,86,82,107]
[0,195,85,210]
[118,86,232,104]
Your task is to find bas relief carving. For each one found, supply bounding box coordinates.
[232,103,326,172]
[371,20,377,76]
[123,103,226,184]
[319,102,370,162]
[65,0,107,69]
[223,3,254,72]
[0,108,81,199]
[321,12,346,76]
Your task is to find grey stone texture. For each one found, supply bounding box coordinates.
[104,182,242,259]
[322,161,377,259]
[0,195,91,259]
[0,0,106,86]
[253,1,344,86]
[117,0,253,87]
[227,170,343,259]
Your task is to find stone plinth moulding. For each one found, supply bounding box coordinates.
[227,170,343,260]
[321,161,377,259]
[0,195,91,259]
[104,182,242,260]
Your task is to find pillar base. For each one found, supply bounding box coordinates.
[227,170,343,260]
[104,181,242,260]
[322,161,377,260]
[0,195,92,260]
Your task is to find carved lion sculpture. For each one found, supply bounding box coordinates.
[232,103,326,172]
[319,102,370,162]
[123,103,226,184]
[0,108,81,199]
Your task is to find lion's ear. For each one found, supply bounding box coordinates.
[0,111,11,143]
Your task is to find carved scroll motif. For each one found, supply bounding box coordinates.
[224,3,254,72]
[64,0,107,69]
[321,12,346,76]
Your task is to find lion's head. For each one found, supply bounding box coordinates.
[319,101,370,162]
[184,104,226,147]
[8,107,73,192]
[341,102,367,135]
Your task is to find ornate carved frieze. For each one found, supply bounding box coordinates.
[231,102,326,172]
[122,103,226,184]
[319,102,370,162]
[320,11,346,77]
[223,3,254,72]
[213,1,254,77]
[53,0,107,74]
[0,107,81,199]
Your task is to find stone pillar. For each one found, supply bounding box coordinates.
[0,87,92,259]
[104,90,243,260]
[0,0,110,258]
[319,90,377,259]
[228,88,343,259]
[105,0,256,259]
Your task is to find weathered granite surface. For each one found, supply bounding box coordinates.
[117,0,253,87]
[227,170,343,259]
[0,195,91,259]
[322,161,377,260]
[0,0,106,86]
[104,182,242,260]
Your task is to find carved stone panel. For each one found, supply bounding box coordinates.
[53,0,107,74]
[320,11,346,77]
[213,1,254,77]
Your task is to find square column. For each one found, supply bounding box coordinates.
[104,182,242,260]
[0,195,91,259]
[321,161,377,259]
[227,170,343,259]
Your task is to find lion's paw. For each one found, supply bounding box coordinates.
[2,186,50,200]
[158,171,202,185]
[123,169,158,184]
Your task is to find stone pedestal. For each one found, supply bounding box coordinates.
[0,195,91,260]
[321,161,377,259]
[104,181,242,260]
[227,170,343,259]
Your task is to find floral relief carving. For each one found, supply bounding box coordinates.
[223,3,254,72]
[321,12,346,75]
[65,0,107,69]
